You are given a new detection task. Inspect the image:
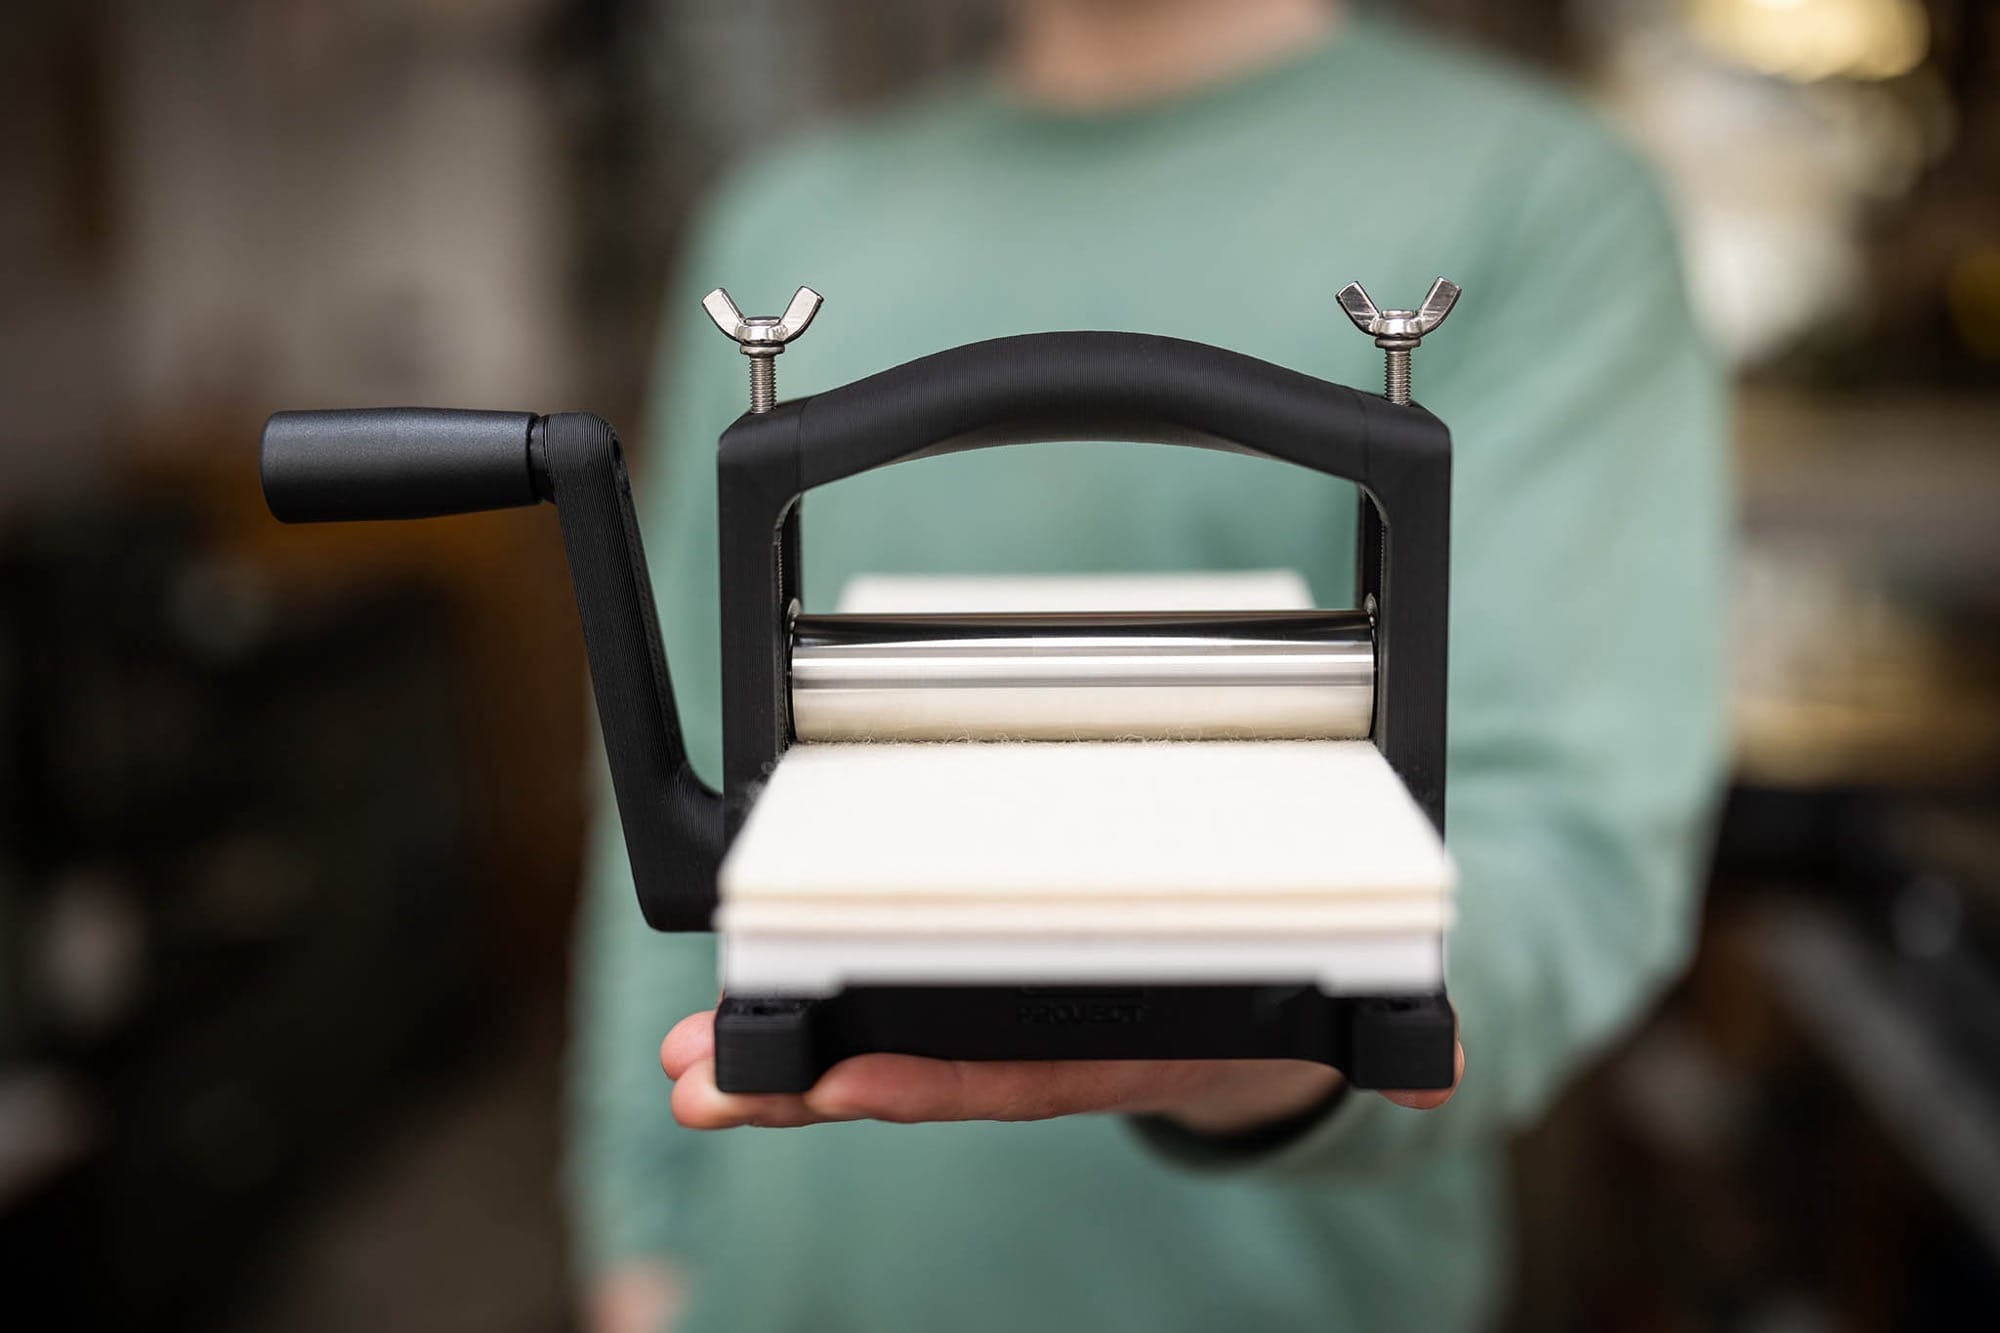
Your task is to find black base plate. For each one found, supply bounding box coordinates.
[712,984,1454,1095]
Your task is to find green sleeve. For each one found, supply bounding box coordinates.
[1145,134,1730,1180]
[565,809,721,1273]
[563,185,753,1274]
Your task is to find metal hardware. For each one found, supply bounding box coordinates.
[1336,278,1460,406]
[702,286,823,412]
[789,610,1375,742]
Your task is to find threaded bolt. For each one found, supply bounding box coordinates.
[1384,348,1412,406]
[748,356,777,413]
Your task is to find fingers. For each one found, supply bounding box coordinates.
[660,1012,850,1129]
[662,1045,1220,1130]
[659,1017,1464,1129]
[797,1043,1465,1124]
[659,1010,716,1080]
[670,1059,831,1129]
[659,1005,1217,1127]
[1376,1040,1464,1111]
[806,1055,1224,1124]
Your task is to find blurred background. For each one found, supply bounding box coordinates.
[1,0,1995,1329]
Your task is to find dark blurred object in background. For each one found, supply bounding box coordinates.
[1,1,1996,1331]
[0,471,473,1328]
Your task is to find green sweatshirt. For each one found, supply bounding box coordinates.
[569,16,1728,1331]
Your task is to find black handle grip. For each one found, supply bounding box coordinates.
[261,408,540,522]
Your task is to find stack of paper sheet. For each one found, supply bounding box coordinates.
[714,573,1455,997]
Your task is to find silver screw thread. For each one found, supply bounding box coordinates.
[748,357,777,413]
[1384,348,1412,406]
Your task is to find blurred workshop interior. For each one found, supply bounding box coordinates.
[1,0,1997,1329]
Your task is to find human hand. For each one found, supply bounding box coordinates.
[661,1009,1460,1135]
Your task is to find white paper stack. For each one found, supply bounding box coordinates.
[714,573,1456,997]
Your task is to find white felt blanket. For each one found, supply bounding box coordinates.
[717,740,1454,907]
[713,572,1454,993]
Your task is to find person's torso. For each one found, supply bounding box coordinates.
[657,21,1594,1330]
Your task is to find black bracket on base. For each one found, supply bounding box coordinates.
[713,986,1455,1095]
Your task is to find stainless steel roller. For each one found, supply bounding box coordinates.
[789,610,1374,742]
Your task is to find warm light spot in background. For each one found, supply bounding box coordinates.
[1688,0,1929,82]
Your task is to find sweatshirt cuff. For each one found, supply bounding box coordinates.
[1127,1078,1359,1172]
